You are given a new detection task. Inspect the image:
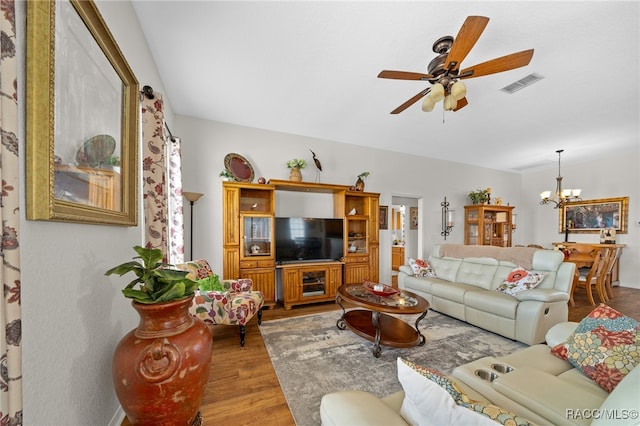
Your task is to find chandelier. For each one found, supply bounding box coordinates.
[539,149,581,208]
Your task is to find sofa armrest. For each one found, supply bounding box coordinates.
[320,391,408,426]
[515,288,569,303]
[398,265,413,276]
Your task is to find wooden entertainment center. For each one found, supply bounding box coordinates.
[222,180,380,309]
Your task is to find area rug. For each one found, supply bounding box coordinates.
[259,309,526,426]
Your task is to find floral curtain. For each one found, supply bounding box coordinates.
[168,137,184,264]
[140,92,184,263]
[0,0,23,423]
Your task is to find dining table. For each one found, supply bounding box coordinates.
[552,242,626,305]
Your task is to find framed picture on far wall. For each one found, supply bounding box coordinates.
[559,197,629,234]
[409,207,418,230]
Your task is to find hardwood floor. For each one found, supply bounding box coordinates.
[122,286,639,426]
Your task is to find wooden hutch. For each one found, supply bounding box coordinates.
[222,180,379,309]
[464,204,515,247]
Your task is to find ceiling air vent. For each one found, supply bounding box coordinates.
[501,73,544,94]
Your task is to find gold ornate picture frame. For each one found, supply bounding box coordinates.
[559,197,629,234]
[26,0,138,226]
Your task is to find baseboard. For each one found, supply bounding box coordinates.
[108,406,125,426]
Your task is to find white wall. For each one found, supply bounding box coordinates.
[17,1,172,424]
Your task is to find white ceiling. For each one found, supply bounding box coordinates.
[131,1,639,172]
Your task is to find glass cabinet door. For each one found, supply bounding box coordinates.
[241,215,273,258]
[465,207,480,245]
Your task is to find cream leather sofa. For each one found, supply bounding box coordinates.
[398,244,575,345]
[320,322,640,426]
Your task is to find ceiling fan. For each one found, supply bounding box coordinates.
[378,16,534,114]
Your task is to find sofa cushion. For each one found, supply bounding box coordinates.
[464,290,519,320]
[428,256,461,282]
[397,358,532,426]
[409,258,436,277]
[455,258,499,290]
[495,267,545,296]
[430,281,479,304]
[551,304,640,392]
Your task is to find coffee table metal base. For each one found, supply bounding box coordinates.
[337,309,427,358]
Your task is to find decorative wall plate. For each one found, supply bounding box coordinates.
[224,153,254,182]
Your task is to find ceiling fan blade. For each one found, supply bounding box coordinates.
[378,70,433,81]
[390,88,431,114]
[459,49,534,79]
[453,97,468,112]
[445,16,490,71]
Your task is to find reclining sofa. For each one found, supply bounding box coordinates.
[398,244,575,345]
[320,320,640,426]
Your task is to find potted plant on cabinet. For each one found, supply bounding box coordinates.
[105,246,212,425]
[468,188,490,205]
[354,171,370,191]
[286,158,306,181]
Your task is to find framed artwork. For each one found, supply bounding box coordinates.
[379,205,388,230]
[559,197,629,234]
[26,0,139,225]
[409,207,418,230]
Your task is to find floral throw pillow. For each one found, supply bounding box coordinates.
[409,258,436,277]
[550,304,640,392]
[496,267,545,296]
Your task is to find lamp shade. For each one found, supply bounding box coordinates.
[443,95,456,111]
[539,191,552,200]
[421,96,435,112]
[183,192,204,203]
[446,209,454,227]
[430,83,445,102]
[451,81,467,101]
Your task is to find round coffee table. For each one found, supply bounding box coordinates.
[335,283,430,358]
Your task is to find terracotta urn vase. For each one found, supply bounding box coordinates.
[112,297,212,425]
[289,166,302,181]
[355,177,365,191]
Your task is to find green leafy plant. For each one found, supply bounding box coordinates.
[197,274,225,292]
[468,188,490,204]
[105,246,198,304]
[357,171,370,179]
[219,170,235,180]
[286,158,306,169]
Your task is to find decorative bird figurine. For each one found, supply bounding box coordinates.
[310,149,322,182]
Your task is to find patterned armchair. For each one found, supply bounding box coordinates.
[175,260,265,346]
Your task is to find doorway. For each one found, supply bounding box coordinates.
[390,196,421,286]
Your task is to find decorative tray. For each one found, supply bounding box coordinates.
[363,280,398,297]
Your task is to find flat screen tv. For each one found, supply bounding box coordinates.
[275,217,344,263]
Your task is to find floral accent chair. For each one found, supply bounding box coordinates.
[175,260,265,346]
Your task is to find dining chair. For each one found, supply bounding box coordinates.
[573,246,610,306]
[599,247,622,302]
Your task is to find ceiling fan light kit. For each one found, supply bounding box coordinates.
[378,15,534,114]
[430,83,445,102]
[421,96,436,112]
